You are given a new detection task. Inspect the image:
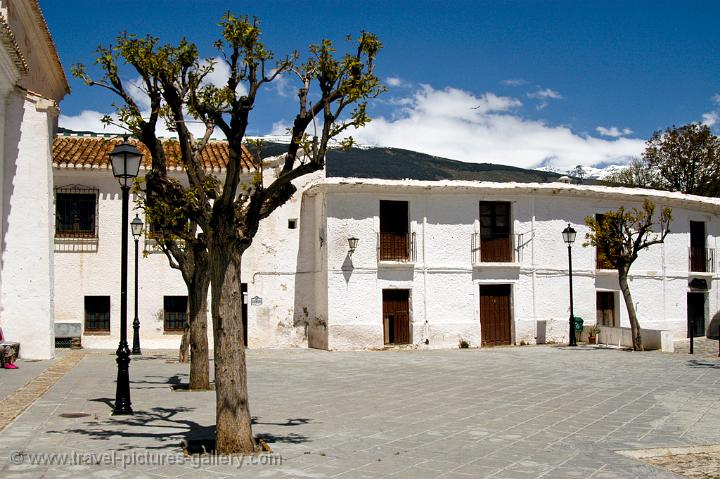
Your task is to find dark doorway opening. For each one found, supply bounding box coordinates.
[383,289,411,345]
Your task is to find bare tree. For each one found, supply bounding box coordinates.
[584,200,671,350]
[73,14,384,453]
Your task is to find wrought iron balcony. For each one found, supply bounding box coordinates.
[689,247,715,273]
[471,233,521,264]
[378,232,416,263]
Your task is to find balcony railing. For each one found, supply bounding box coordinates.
[378,232,416,263]
[471,233,521,264]
[689,247,715,273]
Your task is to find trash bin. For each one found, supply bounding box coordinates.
[573,317,583,343]
[573,317,584,332]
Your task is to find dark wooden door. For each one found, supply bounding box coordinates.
[690,221,706,272]
[596,291,617,327]
[480,284,512,346]
[241,283,248,347]
[383,289,410,344]
[687,292,706,338]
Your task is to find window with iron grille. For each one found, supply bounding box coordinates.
[164,296,188,332]
[55,186,98,238]
[85,296,110,332]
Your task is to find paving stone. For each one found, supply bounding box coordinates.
[0,347,718,478]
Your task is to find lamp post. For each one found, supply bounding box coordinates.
[109,137,142,415]
[562,224,577,347]
[130,215,144,355]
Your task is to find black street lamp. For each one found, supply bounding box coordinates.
[109,137,142,415]
[130,215,144,355]
[562,224,578,347]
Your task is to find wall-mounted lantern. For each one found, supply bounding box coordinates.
[348,237,359,257]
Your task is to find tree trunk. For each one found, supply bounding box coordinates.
[188,272,210,390]
[179,326,190,363]
[618,268,643,351]
[210,244,254,454]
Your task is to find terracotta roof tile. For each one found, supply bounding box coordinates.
[53,135,254,172]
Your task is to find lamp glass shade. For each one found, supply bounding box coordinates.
[130,215,144,238]
[109,141,142,183]
[562,224,577,245]
[348,237,359,251]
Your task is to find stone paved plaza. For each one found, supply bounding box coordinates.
[0,346,719,478]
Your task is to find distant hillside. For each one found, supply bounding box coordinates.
[258,142,572,183]
[57,129,585,184]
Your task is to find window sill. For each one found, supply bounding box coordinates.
[472,262,520,269]
[595,269,618,275]
[378,260,415,268]
[163,330,185,335]
[83,331,110,336]
[689,271,714,277]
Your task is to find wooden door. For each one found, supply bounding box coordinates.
[480,202,512,262]
[687,292,706,338]
[596,291,617,327]
[383,289,410,345]
[380,201,409,261]
[690,221,706,272]
[480,284,512,346]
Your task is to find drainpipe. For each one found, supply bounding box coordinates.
[531,197,538,342]
[422,199,429,345]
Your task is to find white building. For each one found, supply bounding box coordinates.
[0,1,68,359]
[52,135,720,351]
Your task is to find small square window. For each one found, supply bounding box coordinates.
[55,186,98,238]
[85,296,110,332]
[288,218,298,229]
[164,296,188,332]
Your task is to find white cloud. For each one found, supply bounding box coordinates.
[386,77,403,87]
[201,57,248,96]
[501,79,526,87]
[269,120,291,136]
[59,110,127,134]
[60,83,647,172]
[712,93,720,105]
[595,126,633,138]
[528,88,563,100]
[527,88,563,110]
[344,85,644,171]
[702,111,718,127]
[270,70,294,97]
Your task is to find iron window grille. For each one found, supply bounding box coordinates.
[55,185,99,238]
[164,296,188,332]
[84,296,110,332]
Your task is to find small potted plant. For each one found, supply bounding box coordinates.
[587,325,601,344]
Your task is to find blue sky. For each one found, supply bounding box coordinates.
[42,0,720,171]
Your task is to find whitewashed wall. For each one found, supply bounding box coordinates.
[0,92,58,358]
[312,179,720,350]
[0,1,67,359]
[53,164,323,350]
[53,169,720,352]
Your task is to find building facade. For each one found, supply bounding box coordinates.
[51,135,720,351]
[0,0,68,359]
[304,179,719,350]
